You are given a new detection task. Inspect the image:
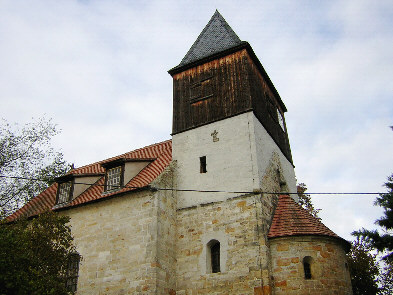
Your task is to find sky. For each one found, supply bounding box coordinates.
[1,0,392,240]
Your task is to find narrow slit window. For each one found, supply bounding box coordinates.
[209,240,220,273]
[200,156,207,173]
[303,256,312,279]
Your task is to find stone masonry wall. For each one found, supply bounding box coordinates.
[63,190,159,295]
[176,194,267,295]
[174,138,290,294]
[270,236,352,295]
[152,163,177,295]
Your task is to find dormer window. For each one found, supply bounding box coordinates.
[101,158,151,193]
[105,166,123,192]
[57,181,73,204]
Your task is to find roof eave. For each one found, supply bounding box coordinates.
[268,234,352,253]
[54,185,154,213]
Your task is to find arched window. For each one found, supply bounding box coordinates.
[207,240,220,273]
[303,256,312,279]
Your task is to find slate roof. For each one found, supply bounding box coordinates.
[268,195,349,245]
[7,140,172,221]
[176,10,242,68]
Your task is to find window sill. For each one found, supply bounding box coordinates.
[101,188,121,195]
[52,202,69,209]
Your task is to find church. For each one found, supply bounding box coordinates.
[8,11,353,295]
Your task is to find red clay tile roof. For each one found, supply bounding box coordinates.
[268,194,344,240]
[7,140,172,221]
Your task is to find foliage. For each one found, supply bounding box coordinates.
[0,212,77,295]
[378,263,393,295]
[352,174,393,262]
[347,239,380,295]
[297,183,321,219]
[0,118,70,218]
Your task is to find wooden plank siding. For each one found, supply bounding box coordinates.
[172,48,293,164]
[245,53,293,163]
[172,49,252,134]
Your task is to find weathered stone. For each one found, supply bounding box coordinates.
[269,236,352,295]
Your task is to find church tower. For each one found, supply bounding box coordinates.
[169,10,298,294]
[169,10,297,208]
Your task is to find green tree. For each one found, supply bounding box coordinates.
[352,174,393,262]
[0,118,70,218]
[297,183,321,219]
[379,264,393,295]
[347,238,380,295]
[0,212,77,295]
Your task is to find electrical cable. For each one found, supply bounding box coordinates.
[0,175,385,196]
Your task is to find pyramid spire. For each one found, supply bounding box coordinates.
[177,10,242,67]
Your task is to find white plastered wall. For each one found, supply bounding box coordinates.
[249,114,297,196]
[172,111,297,209]
[72,176,101,200]
[124,161,150,184]
[173,112,257,209]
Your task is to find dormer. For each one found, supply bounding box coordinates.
[55,173,103,206]
[101,158,153,193]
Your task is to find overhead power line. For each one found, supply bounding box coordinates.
[0,175,385,196]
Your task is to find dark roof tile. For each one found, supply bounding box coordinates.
[177,10,242,68]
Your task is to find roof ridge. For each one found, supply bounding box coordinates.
[69,139,172,173]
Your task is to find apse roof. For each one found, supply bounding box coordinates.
[268,195,349,248]
[177,10,242,68]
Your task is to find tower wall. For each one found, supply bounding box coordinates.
[173,111,297,294]
[171,48,293,165]
[172,111,296,209]
[176,195,265,295]
[250,114,297,198]
[173,112,256,209]
[172,49,252,135]
[246,53,292,163]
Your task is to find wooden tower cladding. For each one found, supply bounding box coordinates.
[169,42,293,164]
